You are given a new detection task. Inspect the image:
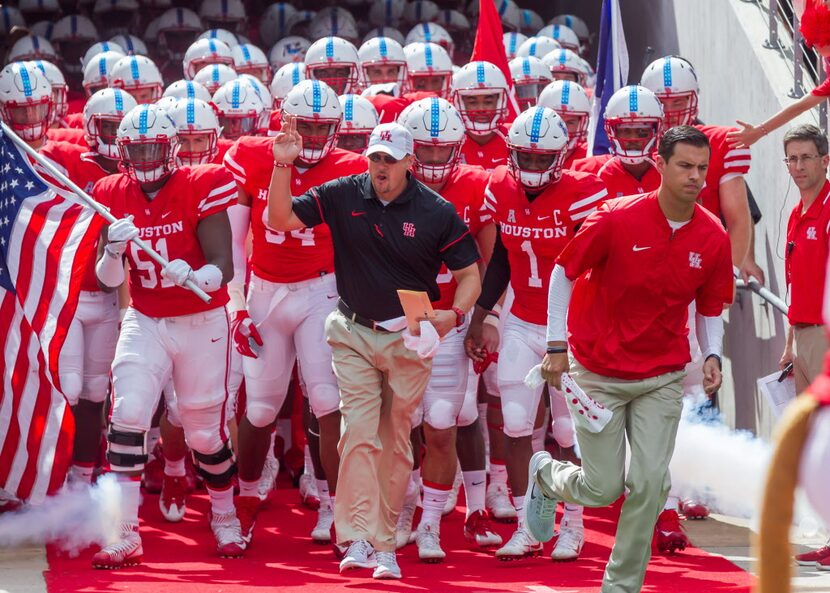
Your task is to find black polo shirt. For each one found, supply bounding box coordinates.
[292,172,480,321]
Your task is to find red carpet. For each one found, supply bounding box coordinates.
[45,486,755,593]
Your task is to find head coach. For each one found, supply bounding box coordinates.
[266,116,481,579]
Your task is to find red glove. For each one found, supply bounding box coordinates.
[232,311,263,358]
[473,350,499,375]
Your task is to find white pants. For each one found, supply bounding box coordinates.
[59,290,119,406]
[457,362,480,427]
[110,307,231,455]
[243,273,340,426]
[414,324,470,430]
[497,314,573,444]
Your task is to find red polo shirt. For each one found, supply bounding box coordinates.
[786,181,830,325]
[558,192,734,380]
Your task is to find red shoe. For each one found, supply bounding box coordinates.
[654,509,690,554]
[91,523,143,569]
[680,499,710,520]
[463,510,503,548]
[795,545,830,566]
[818,553,830,571]
[142,443,164,494]
[159,474,188,522]
[299,473,320,510]
[236,495,260,545]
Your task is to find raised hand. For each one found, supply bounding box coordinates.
[726,120,764,148]
[272,113,302,164]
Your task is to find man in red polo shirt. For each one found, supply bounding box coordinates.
[781,124,830,395]
[524,126,734,593]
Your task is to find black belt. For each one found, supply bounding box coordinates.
[794,322,822,329]
[337,299,389,332]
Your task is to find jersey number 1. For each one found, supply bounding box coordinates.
[520,240,543,288]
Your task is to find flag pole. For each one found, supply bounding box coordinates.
[2,121,211,304]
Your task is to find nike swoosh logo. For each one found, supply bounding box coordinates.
[632,245,651,252]
[161,212,171,219]
[471,480,484,486]
[211,337,222,342]
[351,210,366,217]
[537,216,550,221]
[326,294,338,300]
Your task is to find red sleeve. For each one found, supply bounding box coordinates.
[695,232,735,315]
[556,199,615,280]
[195,165,238,219]
[813,75,830,97]
[711,126,751,179]
[92,175,118,214]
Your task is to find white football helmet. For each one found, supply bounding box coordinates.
[537,80,591,151]
[8,36,58,63]
[304,36,361,95]
[550,14,591,52]
[0,6,25,35]
[259,3,297,48]
[508,56,553,111]
[30,20,57,40]
[197,28,240,49]
[199,0,246,33]
[81,41,125,70]
[192,63,238,95]
[640,56,699,127]
[155,95,180,112]
[19,0,60,22]
[541,48,587,86]
[405,42,453,98]
[166,97,221,165]
[110,55,164,104]
[504,32,528,61]
[51,15,99,76]
[232,43,271,84]
[604,85,664,165]
[156,7,203,61]
[108,34,148,56]
[363,26,406,46]
[537,24,580,54]
[92,0,138,37]
[308,8,359,44]
[0,62,54,142]
[358,36,407,88]
[268,36,311,71]
[516,36,561,59]
[336,93,378,153]
[280,79,342,164]
[399,97,465,185]
[183,38,234,80]
[238,74,272,128]
[83,87,138,158]
[82,50,124,96]
[32,59,68,123]
[117,103,179,183]
[163,79,212,102]
[405,23,454,58]
[438,8,471,34]
[403,0,439,25]
[286,9,316,37]
[519,9,544,36]
[451,61,509,134]
[368,0,405,28]
[507,106,569,190]
[496,0,521,33]
[270,62,306,109]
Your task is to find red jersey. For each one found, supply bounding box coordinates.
[432,164,492,309]
[268,109,282,134]
[562,140,589,170]
[572,153,611,175]
[575,156,661,199]
[66,91,85,116]
[47,127,87,146]
[61,112,84,129]
[223,137,367,283]
[93,165,236,317]
[483,166,608,325]
[559,192,734,380]
[695,124,751,218]
[813,58,830,97]
[215,138,233,163]
[40,141,114,291]
[785,181,830,325]
[460,127,508,170]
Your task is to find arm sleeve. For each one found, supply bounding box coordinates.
[292,177,341,228]
[695,312,724,359]
[477,227,510,310]
[546,264,573,343]
[226,203,250,313]
[556,200,614,280]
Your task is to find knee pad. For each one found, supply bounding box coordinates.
[424,399,458,431]
[456,395,479,428]
[106,425,147,471]
[192,442,236,487]
[501,400,533,438]
[81,374,110,404]
[245,400,280,428]
[306,381,340,418]
[551,413,575,448]
[60,373,83,407]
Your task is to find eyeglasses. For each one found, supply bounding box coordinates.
[368,152,400,165]
[783,154,824,166]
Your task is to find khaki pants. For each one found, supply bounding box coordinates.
[794,325,828,394]
[326,310,432,552]
[537,361,685,593]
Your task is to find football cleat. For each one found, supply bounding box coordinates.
[258,450,279,504]
[680,498,710,520]
[486,482,517,523]
[415,523,446,563]
[235,495,260,544]
[818,554,830,571]
[141,443,164,493]
[495,526,543,561]
[159,474,188,522]
[311,504,334,544]
[654,509,690,554]
[91,523,143,569]
[298,472,320,510]
[551,519,584,561]
[795,544,830,566]
[210,510,246,558]
[442,470,462,515]
[463,510,503,548]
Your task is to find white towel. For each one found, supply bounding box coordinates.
[402,320,441,359]
[524,366,613,433]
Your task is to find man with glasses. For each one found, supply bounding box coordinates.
[266,120,481,580]
[781,124,830,396]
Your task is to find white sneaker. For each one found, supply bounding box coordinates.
[551,519,584,561]
[495,525,543,561]
[298,472,320,510]
[442,469,461,515]
[395,490,419,549]
[486,482,517,522]
[311,504,334,544]
[258,451,279,503]
[210,510,246,558]
[339,539,376,572]
[91,523,143,569]
[373,551,402,579]
[415,523,446,563]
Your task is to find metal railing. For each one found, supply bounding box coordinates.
[760,0,828,133]
[736,277,789,316]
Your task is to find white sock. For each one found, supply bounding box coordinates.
[513,494,525,515]
[664,495,680,511]
[70,464,94,484]
[208,485,235,515]
[304,443,314,476]
[239,478,259,498]
[489,461,508,485]
[462,470,487,516]
[419,483,450,529]
[164,456,186,477]
[563,503,583,526]
[147,427,161,457]
[119,476,141,525]
[316,478,331,507]
[409,468,422,498]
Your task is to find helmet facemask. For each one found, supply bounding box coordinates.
[118,136,179,183]
[455,89,507,134]
[656,91,698,127]
[605,119,662,165]
[290,116,341,165]
[307,64,358,95]
[176,129,218,166]
[507,145,566,191]
[1,97,52,142]
[412,140,461,185]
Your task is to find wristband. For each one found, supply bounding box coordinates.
[451,306,465,328]
[273,161,293,168]
[486,310,500,319]
[546,346,568,355]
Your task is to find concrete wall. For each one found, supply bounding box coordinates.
[618,0,822,438]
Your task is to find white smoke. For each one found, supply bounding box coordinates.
[0,475,122,554]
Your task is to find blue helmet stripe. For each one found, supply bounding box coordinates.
[629,86,638,112]
[231,81,240,108]
[424,44,433,67]
[521,58,530,76]
[530,40,537,56]
[379,37,388,58]
[130,56,139,81]
[19,66,33,97]
[186,81,195,98]
[311,80,322,113]
[33,36,40,50]
[291,64,300,85]
[114,89,123,112]
[509,33,517,55]
[553,25,561,39]
[345,95,354,122]
[558,50,566,65]
[98,55,107,76]
[242,44,251,61]
[330,9,338,33]
[325,37,334,59]
[422,23,431,41]
[530,108,544,143]
[561,81,571,105]
[211,65,220,82]
[663,58,672,88]
[476,62,485,85]
[138,105,149,134]
[186,98,195,124]
[429,97,439,138]
[209,39,217,53]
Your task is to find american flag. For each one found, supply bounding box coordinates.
[0,127,104,503]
